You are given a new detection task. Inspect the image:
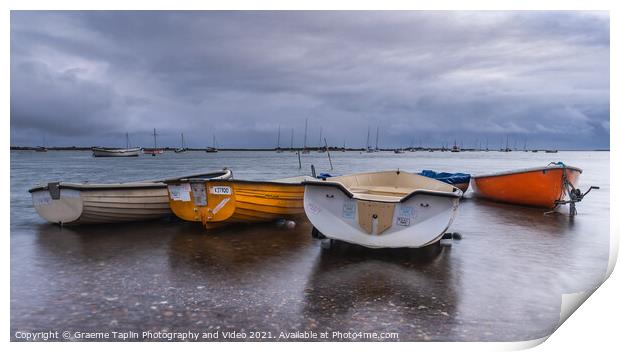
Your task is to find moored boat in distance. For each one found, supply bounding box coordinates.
[144,128,164,156]
[545,149,558,153]
[28,169,232,225]
[93,133,140,157]
[451,141,460,152]
[92,147,141,157]
[34,146,47,152]
[471,163,586,210]
[174,133,188,153]
[143,148,165,155]
[303,170,462,248]
[165,176,306,229]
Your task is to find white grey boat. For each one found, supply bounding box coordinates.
[303,170,462,248]
[28,169,232,225]
[92,147,142,157]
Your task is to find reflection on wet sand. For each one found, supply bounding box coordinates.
[301,243,457,341]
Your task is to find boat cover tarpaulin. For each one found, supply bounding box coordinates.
[419,170,471,185]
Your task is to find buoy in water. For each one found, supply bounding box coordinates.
[286,220,296,229]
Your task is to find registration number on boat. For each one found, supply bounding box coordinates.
[210,186,232,195]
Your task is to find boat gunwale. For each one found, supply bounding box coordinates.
[472,165,582,180]
[163,177,306,186]
[28,169,232,193]
[302,179,462,203]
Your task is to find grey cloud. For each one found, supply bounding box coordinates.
[10,11,609,149]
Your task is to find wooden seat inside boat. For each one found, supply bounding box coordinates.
[326,170,458,202]
[349,186,413,201]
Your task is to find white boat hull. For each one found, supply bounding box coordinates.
[92,147,141,157]
[31,185,171,225]
[304,178,461,248]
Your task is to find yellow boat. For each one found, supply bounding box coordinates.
[164,175,306,229]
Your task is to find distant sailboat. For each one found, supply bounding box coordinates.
[317,126,326,153]
[289,128,295,152]
[35,135,48,152]
[93,132,141,157]
[500,136,512,152]
[276,125,283,153]
[451,140,460,152]
[365,127,372,153]
[302,118,310,154]
[174,133,188,153]
[206,135,218,153]
[375,127,380,152]
[143,128,164,156]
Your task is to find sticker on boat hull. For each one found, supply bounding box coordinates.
[168,184,191,202]
[397,206,414,226]
[342,201,356,219]
[32,191,52,206]
[210,186,232,195]
[191,184,207,206]
[307,202,321,215]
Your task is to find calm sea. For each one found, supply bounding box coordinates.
[10,150,610,341]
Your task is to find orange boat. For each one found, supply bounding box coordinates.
[471,163,583,209]
[164,175,306,229]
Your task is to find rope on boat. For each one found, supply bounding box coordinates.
[547,161,598,216]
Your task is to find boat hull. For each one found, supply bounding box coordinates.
[166,178,305,229]
[31,185,170,225]
[471,165,581,208]
[142,148,164,155]
[29,170,232,225]
[304,184,460,248]
[92,147,141,157]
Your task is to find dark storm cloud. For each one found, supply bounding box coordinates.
[10,11,609,149]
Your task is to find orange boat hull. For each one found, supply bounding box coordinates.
[472,166,581,209]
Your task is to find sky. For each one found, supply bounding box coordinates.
[10,11,610,150]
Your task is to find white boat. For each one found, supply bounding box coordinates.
[92,147,141,157]
[28,169,232,225]
[174,133,188,153]
[303,170,462,248]
[93,132,141,157]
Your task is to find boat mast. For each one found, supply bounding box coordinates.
[153,128,158,149]
[375,127,379,151]
[276,125,281,149]
[366,127,370,150]
[303,118,308,150]
[319,126,322,148]
[290,128,294,150]
[126,132,129,149]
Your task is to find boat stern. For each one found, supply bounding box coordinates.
[29,183,83,224]
[303,182,461,248]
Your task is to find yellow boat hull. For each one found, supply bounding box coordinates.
[166,179,305,229]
